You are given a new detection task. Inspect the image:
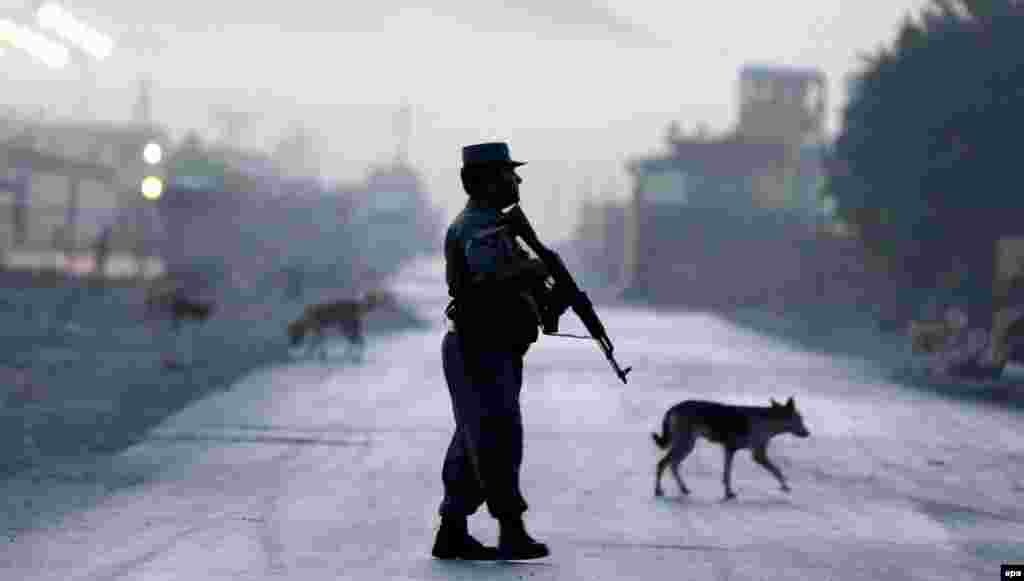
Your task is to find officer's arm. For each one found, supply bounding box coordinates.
[465,228,547,288]
[490,259,548,286]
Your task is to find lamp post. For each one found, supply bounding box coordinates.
[135,139,165,279]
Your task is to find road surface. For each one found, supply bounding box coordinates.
[2,256,1022,580]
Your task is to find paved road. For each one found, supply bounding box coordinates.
[2,257,1021,580]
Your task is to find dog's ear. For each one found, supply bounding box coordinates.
[786,396,795,409]
[770,398,781,407]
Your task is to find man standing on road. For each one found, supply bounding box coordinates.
[432,142,559,561]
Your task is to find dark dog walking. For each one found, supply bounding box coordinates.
[652,397,810,500]
[146,288,215,333]
[287,291,390,361]
[167,296,214,332]
[145,281,216,368]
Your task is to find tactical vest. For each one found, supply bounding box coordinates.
[444,220,540,350]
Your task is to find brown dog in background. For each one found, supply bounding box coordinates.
[287,290,391,361]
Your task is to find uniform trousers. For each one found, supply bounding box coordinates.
[439,330,529,519]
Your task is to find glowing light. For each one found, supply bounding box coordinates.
[143,142,163,165]
[35,3,114,61]
[141,176,164,200]
[0,18,70,68]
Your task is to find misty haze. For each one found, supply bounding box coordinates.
[1,1,1023,580]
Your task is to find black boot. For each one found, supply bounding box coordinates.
[497,517,550,560]
[431,516,500,560]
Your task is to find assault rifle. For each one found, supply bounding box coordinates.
[499,204,632,384]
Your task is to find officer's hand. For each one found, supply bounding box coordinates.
[525,258,549,281]
[499,207,539,242]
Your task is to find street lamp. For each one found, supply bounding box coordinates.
[141,175,163,201]
[141,140,165,201]
[143,142,163,165]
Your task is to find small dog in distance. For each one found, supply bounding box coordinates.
[287,291,391,361]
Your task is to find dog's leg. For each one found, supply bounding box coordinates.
[316,330,328,361]
[752,446,790,493]
[352,316,365,363]
[352,333,365,363]
[341,328,357,362]
[186,322,195,367]
[165,316,182,369]
[341,317,364,363]
[349,340,363,363]
[188,319,201,367]
[722,447,738,501]
[654,415,674,497]
[655,429,695,497]
[668,431,696,496]
[304,329,319,360]
[654,453,671,497]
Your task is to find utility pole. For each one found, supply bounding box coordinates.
[133,77,153,126]
[123,22,166,127]
[73,59,95,120]
[393,99,411,166]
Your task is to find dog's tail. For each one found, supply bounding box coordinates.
[651,409,672,449]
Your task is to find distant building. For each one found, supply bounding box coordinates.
[638,136,793,211]
[155,136,330,289]
[620,64,833,307]
[348,161,442,266]
[737,64,827,147]
[0,146,111,243]
[0,114,172,277]
[575,196,626,289]
[155,135,441,294]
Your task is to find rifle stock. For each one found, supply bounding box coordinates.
[502,204,632,384]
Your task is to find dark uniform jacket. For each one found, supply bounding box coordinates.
[445,199,541,351]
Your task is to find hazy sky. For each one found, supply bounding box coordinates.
[1,0,931,241]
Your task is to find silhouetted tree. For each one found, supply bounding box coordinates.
[828,0,1024,325]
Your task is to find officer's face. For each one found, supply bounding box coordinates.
[489,166,521,208]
